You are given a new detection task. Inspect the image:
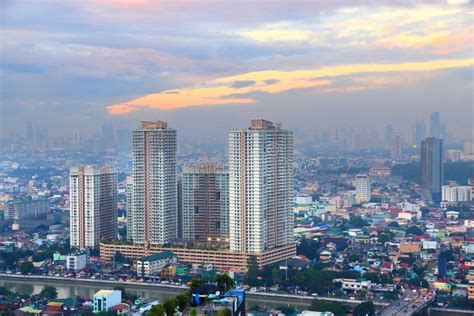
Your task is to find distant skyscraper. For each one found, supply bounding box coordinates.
[229,119,293,254]
[101,124,115,152]
[69,166,117,249]
[385,124,393,148]
[430,112,441,138]
[129,121,177,246]
[26,121,34,142]
[391,132,402,161]
[182,163,229,242]
[421,137,444,203]
[414,120,426,145]
[355,174,371,203]
[116,128,131,152]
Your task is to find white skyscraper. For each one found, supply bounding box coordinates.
[69,166,117,249]
[355,174,371,203]
[129,121,177,246]
[228,119,293,254]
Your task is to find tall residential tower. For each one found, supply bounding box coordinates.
[228,119,294,254]
[128,121,177,245]
[182,163,229,242]
[69,166,117,249]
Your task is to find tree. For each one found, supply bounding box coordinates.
[388,221,399,228]
[39,286,58,300]
[148,304,165,316]
[439,249,455,262]
[351,216,369,228]
[190,308,197,316]
[190,278,205,292]
[378,233,391,244]
[216,273,234,292]
[175,293,188,312]
[20,261,34,275]
[348,254,360,262]
[247,256,259,286]
[163,298,177,316]
[310,300,348,316]
[216,308,232,316]
[113,251,125,263]
[406,226,423,236]
[276,305,295,315]
[297,237,320,260]
[353,301,375,316]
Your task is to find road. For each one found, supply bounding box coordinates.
[380,289,431,316]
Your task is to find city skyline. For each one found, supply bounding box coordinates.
[1,1,473,139]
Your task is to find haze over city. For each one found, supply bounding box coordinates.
[1,1,474,316]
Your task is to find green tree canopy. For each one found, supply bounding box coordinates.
[20,261,34,275]
[39,286,58,300]
[148,304,165,316]
[353,301,375,316]
[310,300,348,316]
[215,273,234,292]
[163,298,177,316]
[406,226,424,236]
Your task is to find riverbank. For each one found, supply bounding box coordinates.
[1,274,472,315]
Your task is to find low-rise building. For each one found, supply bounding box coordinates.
[334,278,371,292]
[93,290,122,313]
[468,281,474,300]
[137,251,177,278]
[65,253,87,271]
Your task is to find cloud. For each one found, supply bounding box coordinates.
[232,80,256,88]
[107,57,473,114]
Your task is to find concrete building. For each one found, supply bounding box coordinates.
[65,253,87,271]
[6,198,48,221]
[430,112,441,138]
[355,174,371,203]
[442,182,472,202]
[69,166,117,249]
[228,119,294,254]
[136,251,177,277]
[468,281,474,300]
[334,278,371,292]
[93,290,122,313]
[125,176,133,241]
[100,241,295,272]
[128,121,177,246]
[421,137,444,203]
[391,132,402,161]
[182,163,229,242]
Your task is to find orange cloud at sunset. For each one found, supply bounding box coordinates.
[107,58,473,115]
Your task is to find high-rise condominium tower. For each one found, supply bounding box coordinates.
[355,173,371,203]
[229,119,293,254]
[391,132,402,161]
[430,112,441,139]
[70,166,117,249]
[421,137,444,203]
[129,121,177,245]
[182,163,229,242]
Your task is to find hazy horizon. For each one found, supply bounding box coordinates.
[1,1,473,140]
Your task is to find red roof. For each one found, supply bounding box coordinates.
[110,304,129,311]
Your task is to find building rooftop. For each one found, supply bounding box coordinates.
[139,251,175,262]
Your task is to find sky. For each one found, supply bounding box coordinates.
[1,0,473,141]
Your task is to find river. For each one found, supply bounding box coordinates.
[1,275,472,315]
